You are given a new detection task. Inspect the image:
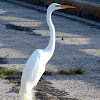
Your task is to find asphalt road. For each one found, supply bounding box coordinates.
[0,0,100,100]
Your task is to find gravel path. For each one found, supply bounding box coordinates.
[0,0,100,100]
[81,0,100,4]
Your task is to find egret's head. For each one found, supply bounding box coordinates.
[48,3,76,12]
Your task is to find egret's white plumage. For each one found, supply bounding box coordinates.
[19,3,75,100]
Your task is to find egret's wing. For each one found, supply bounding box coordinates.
[21,49,45,87]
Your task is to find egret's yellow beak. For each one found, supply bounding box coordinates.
[61,5,76,8]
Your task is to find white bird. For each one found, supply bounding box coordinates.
[19,3,75,100]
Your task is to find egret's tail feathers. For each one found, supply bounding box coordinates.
[32,88,36,100]
[19,89,36,100]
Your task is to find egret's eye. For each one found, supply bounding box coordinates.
[55,5,61,7]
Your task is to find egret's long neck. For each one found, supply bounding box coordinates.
[45,9,55,58]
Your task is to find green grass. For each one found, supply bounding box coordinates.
[58,69,68,75]
[0,68,14,75]
[44,92,47,95]
[49,95,55,99]
[43,91,55,99]
[74,67,85,74]
[0,74,4,78]
[10,80,17,83]
[43,71,52,75]
[58,67,85,75]
[0,67,22,84]
[0,68,22,76]
[43,67,85,76]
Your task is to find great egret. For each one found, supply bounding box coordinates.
[19,3,75,100]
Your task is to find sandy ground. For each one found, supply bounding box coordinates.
[81,0,100,4]
[0,0,100,100]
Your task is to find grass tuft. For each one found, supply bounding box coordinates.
[74,67,85,74]
[49,95,55,99]
[0,74,4,78]
[43,71,52,75]
[0,68,22,84]
[58,69,68,75]
[10,80,17,84]
[58,67,85,75]
[0,68,22,76]
[0,68,14,75]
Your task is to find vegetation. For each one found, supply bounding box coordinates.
[43,71,52,75]
[0,74,4,78]
[43,91,55,99]
[10,80,17,84]
[0,67,22,84]
[49,95,55,99]
[0,68,22,76]
[58,67,85,75]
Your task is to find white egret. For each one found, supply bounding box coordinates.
[19,3,75,100]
